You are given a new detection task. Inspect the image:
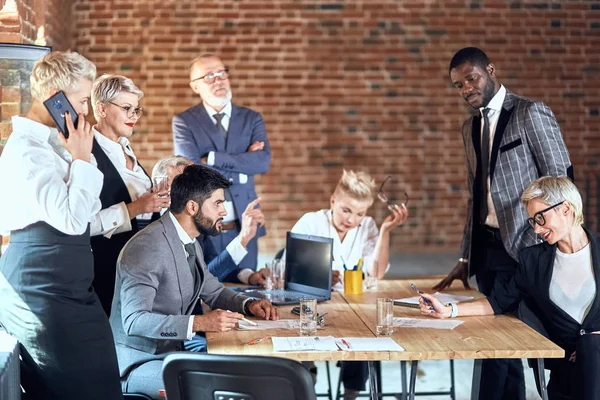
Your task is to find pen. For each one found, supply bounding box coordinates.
[227,310,258,326]
[341,338,351,350]
[341,255,347,271]
[247,335,269,345]
[356,258,363,271]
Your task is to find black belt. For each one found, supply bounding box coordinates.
[482,225,503,242]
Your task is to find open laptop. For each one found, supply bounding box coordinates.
[242,232,333,305]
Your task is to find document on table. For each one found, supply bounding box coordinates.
[393,317,464,330]
[335,337,404,352]
[238,319,301,330]
[394,292,474,308]
[272,336,338,352]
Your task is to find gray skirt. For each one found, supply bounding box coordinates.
[0,222,122,400]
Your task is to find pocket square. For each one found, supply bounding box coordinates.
[500,138,523,153]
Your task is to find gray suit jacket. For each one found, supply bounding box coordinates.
[460,89,572,273]
[109,213,248,378]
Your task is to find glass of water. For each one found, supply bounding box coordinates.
[152,176,170,198]
[299,298,317,336]
[376,298,394,336]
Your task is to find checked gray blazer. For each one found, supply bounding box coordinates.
[109,212,249,378]
[459,89,573,273]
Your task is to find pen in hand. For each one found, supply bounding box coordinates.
[227,309,258,326]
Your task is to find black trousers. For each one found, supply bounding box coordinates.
[472,226,526,400]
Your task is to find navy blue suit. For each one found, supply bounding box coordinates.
[200,235,244,283]
[172,103,270,271]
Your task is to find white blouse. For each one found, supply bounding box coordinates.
[291,209,385,275]
[0,116,103,235]
[90,128,153,238]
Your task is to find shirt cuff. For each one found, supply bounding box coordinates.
[187,315,194,339]
[100,202,132,239]
[237,268,254,284]
[239,173,248,184]
[207,151,215,166]
[242,297,255,315]
[226,236,248,265]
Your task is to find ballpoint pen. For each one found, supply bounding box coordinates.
[227,310,258,326]
[356,258,363,271]
[341,338,352,350]
[341,255,348,270]
[246,335,269,345]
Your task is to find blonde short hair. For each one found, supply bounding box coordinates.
[152,155,192,180]
[189,53,220,79]
[333,170,376,203]
[91,74,144,120]
[30,51,96,101]
[521,176,584,226]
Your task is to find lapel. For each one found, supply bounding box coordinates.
[190,104,226,152]
[225,104,242,153]
[489,91,516,182]
[582,229,600,326]
[160,213,199,314]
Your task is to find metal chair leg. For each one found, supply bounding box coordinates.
[450,359,456,400]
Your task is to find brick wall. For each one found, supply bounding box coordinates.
[7,0,600,255]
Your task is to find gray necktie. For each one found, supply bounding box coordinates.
[184,242,198,278]
[480,108,491,225]
[214,113,228,139]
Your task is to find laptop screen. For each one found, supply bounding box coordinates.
[285,232,333,291]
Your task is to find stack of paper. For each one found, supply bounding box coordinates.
[393,317,464,330]
[238,319,301,330]
[272,336,338,352]
[394,292,474,308]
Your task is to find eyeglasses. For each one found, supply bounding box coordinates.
[527,201,564,229]
[378,176,409,211]
[191,69,230,84]
[108,101,144,119]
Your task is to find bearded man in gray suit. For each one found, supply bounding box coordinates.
[434,47,573,400]
[109,164,278,399]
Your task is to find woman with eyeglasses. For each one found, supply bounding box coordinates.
[290,170,408,399]
[419,176,600,400]
[90,74,168,316]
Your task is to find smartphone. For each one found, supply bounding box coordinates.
[43,90,78,138]
[410,283,432,305]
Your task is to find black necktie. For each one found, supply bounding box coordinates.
[184,242,198,278]
[480,108,491,225]
[214,113,228,139]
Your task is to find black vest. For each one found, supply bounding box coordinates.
[90,138,158,315]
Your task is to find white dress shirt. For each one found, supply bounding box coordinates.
[550,243,596,324]
[203,102,247,223]
[0,116,103,235]
[167,212,252,339]
[480,85,507,228]
[90,128,153,238]
[291,209,388,278]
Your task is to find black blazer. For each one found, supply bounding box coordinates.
[90,138,158,315]
[488,228,600,355]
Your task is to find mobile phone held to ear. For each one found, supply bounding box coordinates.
[43,90,78,139]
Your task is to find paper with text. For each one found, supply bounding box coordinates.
[238,319,301,330]
[272,336,338,352]
[393,317,464,330]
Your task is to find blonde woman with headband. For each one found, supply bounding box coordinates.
[291,169,408,399]
[419,176,600,400]
[0,52,122,399]
[89,74,167,316]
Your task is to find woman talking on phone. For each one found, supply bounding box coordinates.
[89,74,167,316]
[0,52,122,399]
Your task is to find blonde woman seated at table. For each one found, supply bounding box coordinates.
[291,169,408,399]
[419,176,600,400]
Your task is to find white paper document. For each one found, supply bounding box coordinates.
[335,337,404,352]
[393,317,464,330]
[272,336,338,352]
[395,292,474,306]
[238,319,301,330]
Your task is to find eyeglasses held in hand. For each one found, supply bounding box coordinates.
[191,69,230,84]
[108,101,144,119]
[527,201,564,229]
[378,176,409,212]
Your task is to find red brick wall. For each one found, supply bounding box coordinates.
[11,1,600,254]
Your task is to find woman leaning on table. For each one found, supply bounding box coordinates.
[0,52,122,399]
[419,176,600,400]
[89,74,167,316]
[291,170,408,400]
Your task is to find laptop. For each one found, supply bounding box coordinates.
[243,232,333,305]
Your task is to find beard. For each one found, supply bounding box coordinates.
[204,86,232,109]
[193,211,222,236]
[479,76,496,108]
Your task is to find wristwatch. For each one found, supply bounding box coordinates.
[447,302,458,318]
[243,298,257,316]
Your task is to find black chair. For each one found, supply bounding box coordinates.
[123,393,154,400]
[162,353,317,400]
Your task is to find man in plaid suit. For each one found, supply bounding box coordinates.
[434,47,573,400]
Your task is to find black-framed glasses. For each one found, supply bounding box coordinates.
[527,201,564,229]
[378,176,409,211]
[191,69,230,84]
[108,101,143,119]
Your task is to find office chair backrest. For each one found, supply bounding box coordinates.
[162,353,316,400]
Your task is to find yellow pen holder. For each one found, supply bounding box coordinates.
[344,270,363,295]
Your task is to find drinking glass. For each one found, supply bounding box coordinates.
[299,298,317,336]
[152,176,170,198]
[376,298,394,336]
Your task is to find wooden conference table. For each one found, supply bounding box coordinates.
[207,277,564,400]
